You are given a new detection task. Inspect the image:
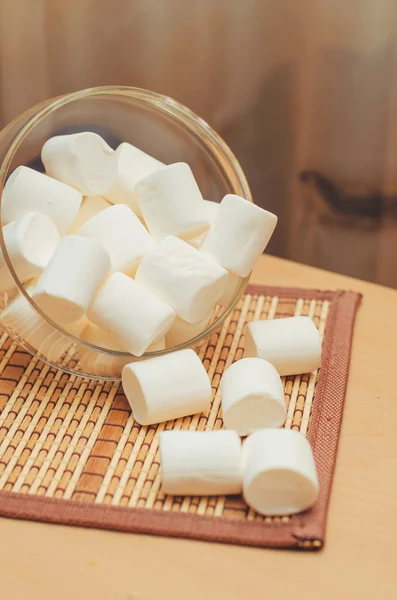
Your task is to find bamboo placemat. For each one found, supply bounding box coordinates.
[0,284,361,550]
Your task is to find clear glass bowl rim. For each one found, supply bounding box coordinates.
[0,85,252,376]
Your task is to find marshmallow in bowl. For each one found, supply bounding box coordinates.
[77,204,154,275]
[105,142,165,216]
[165,310,213,348]
[69,195,112,233]
[242,429,319,515]
[81,322,165,353]
[32,235,111,323]
[201,194,278,277]
[1,284,74,362]
[160,430,242,496]
[188,200,220,249]
[41,132,117,196]
[87,272,175,357]
[1,166,82,236]
[244,316,322,376]
[122,348,211,425]
[135,162,210,241]
[135,236,228,323]
[220,357,286,435]
[0,212,60,292]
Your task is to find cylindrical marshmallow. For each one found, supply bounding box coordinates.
[81,322,165,353]
[77,204,154,275]
[78,322,130,378]
[135,236,228,323]
[88,272,175,357]
[0,284,73,362]
[188,200,220,249]
[41,132,117,196]
[1,166,83,236]
[201,194,278,277]
[220,358,286,435]
[69,196,112,233]
[160,430,242,496]
[217,270,241,307]
[244,316,322,376]
[242,429,319,515]
[0,212,60,292]
[122,349,211,425]
[32,235,111,323]
[105,142,165,216]
[165,310,213,348]
[135,162,210,241]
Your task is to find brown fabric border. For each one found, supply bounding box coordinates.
[0,286,362,550]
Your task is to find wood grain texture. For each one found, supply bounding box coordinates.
[0,256,395,599]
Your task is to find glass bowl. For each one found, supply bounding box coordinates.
[0,86,252,380]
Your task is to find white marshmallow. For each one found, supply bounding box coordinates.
[220,358,286,435]
[217,270,241,307]
[41,132,117,196]
[80,322,123,351]
[88,272,175,357]
[242,429,319,515]
[32,235,111,323]
[201,194,278,277]
[77,204,154,275]
[1,284,73,362]
[69,196,112,233]
[63,316,88,338]
[135,236,228,323]
[1,166,83,236]
[0,212,60,292]
[135,163,210,241]
[81,322,165,354]
[78,322,130,378]
[160,430,242,496]
[204,199,220,224]
[147,336,166,352]
[122,349,211,425]
[165,310,213,348]
[105,142,165,216]
[189,200,220,249]
[244,316,322,376]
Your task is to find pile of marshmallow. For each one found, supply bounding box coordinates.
[0,131,277,360]
[0,130,321,516]
[125,315,321,516]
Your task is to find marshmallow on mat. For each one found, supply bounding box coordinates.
[244,316,322,376]
[69,196,112,233]
[0,212,60,292]
[77,204,154,275]
[2,166,82,236]
[160,430,242,496]
[135,162,209,241]
[41,132,117,196]
[88,272,175,357]
[105,142,165,216]
[32,235,111,323]
[220,358,286,435]
[242,429,319,515]
[122,349,211,425]
[135,236,228,323]
[201,194,278,277]
[165,310,213,348]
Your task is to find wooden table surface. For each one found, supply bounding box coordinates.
[0,255,396,600]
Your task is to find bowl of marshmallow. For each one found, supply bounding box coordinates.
[0,86,323,517]
[0,86,276,379]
